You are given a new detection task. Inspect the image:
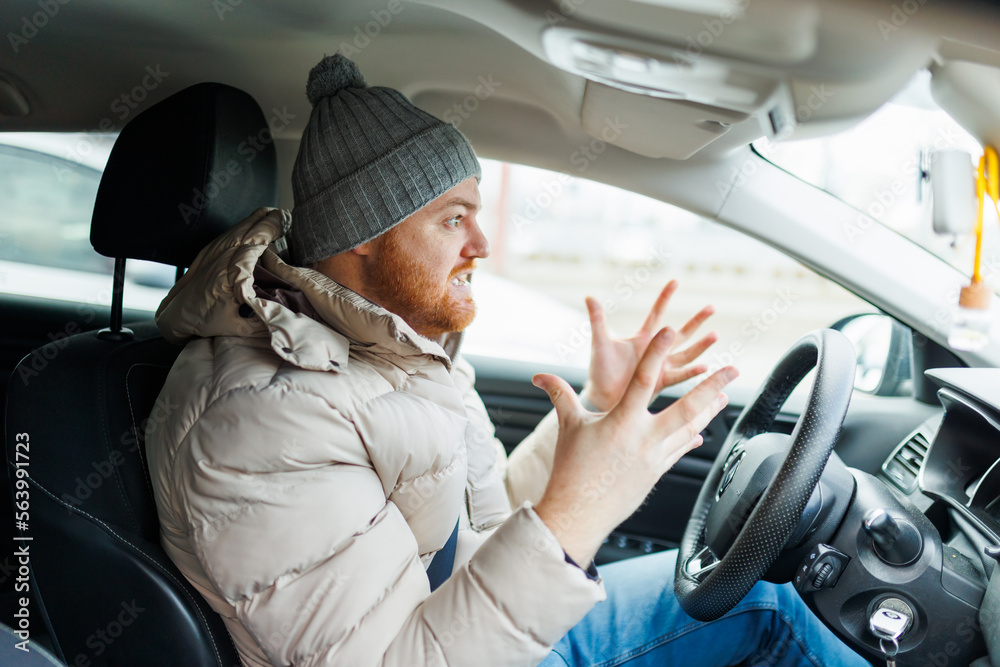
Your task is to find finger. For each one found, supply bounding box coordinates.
[615,327,677,414]
[657,364,708,392]
[532,373,583,422]
[668,331,718,366]
[659,434,705,474]
[675,305,715,344]
[639,280,678,335]
[585,296,610,343]
[658,392,728,472]
[655,366,737,432]
[659,395,728,472]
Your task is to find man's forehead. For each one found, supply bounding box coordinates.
[429,179,481,213]
[433,196,480,212]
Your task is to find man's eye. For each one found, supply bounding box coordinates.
[445,216,462,228]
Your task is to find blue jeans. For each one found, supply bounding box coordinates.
[540,550,871,667]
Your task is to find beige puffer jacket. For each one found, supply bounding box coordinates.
[146,208,606,667]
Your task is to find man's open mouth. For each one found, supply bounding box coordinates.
[451,272,472,287]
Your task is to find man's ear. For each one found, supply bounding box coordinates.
[351,240,373,256]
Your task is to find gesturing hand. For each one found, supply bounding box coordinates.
[582,280,718,413]
[533,329,738,565]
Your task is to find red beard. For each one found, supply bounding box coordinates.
[365,227,477,338]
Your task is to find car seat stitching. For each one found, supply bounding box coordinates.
[18,469,228,667]
[93,344,140,534]
[123,362,164,503]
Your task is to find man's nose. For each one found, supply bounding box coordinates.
[464,219,491,259]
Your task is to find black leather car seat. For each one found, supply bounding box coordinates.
[4,82,279,666]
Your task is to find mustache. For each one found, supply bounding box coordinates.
[449,261,477,278]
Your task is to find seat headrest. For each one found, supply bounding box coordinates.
[91,82,279,267]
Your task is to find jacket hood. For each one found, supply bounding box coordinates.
[155,207,462,372]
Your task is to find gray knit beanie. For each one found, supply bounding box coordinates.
[288,55,482,266]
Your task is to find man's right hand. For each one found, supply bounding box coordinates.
[532,327,738,566]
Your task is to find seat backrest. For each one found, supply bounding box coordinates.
[4,82,279,666]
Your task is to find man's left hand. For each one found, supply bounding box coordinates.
[581,280,717,413]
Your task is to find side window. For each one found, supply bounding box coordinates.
[463,159,875,391]
[0,143,107,273]
[0,135,172,310]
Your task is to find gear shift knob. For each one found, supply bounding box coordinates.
[864,509,923,566]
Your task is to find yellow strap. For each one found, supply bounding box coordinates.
[974,155,986,282]
[971,147,998,283]
[986,146,999,202]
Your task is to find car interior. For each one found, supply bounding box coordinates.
[2,1,1000,665]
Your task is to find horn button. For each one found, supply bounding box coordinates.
[704,432,791,558]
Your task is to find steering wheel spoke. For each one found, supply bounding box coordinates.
[684,546,721,582]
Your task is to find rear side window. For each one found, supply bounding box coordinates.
[0,144,108,273]
[0,136,173,310]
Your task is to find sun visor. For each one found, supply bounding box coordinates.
[581,81,748,159]
[931,60,1000,151]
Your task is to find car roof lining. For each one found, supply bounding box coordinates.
[1,0,999,221]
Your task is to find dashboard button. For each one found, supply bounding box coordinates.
[794,544,851,594]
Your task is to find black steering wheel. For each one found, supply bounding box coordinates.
[674,329,856,621]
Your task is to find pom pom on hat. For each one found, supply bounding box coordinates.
[306,54,367,107]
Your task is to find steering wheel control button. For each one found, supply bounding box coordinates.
[793,544,850,593]
[863,509,923,566]
[810,562,834,589]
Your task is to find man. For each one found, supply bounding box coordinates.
[147,55,868,666]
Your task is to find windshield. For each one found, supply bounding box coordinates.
[757,70,996,292]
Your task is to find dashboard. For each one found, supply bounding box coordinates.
[920,369,1000,546]
[823,367,1000,665]
[881,368,1000,580]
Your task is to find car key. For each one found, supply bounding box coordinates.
[869,607,911,667]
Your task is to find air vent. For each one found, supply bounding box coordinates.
[882,431,930,493]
